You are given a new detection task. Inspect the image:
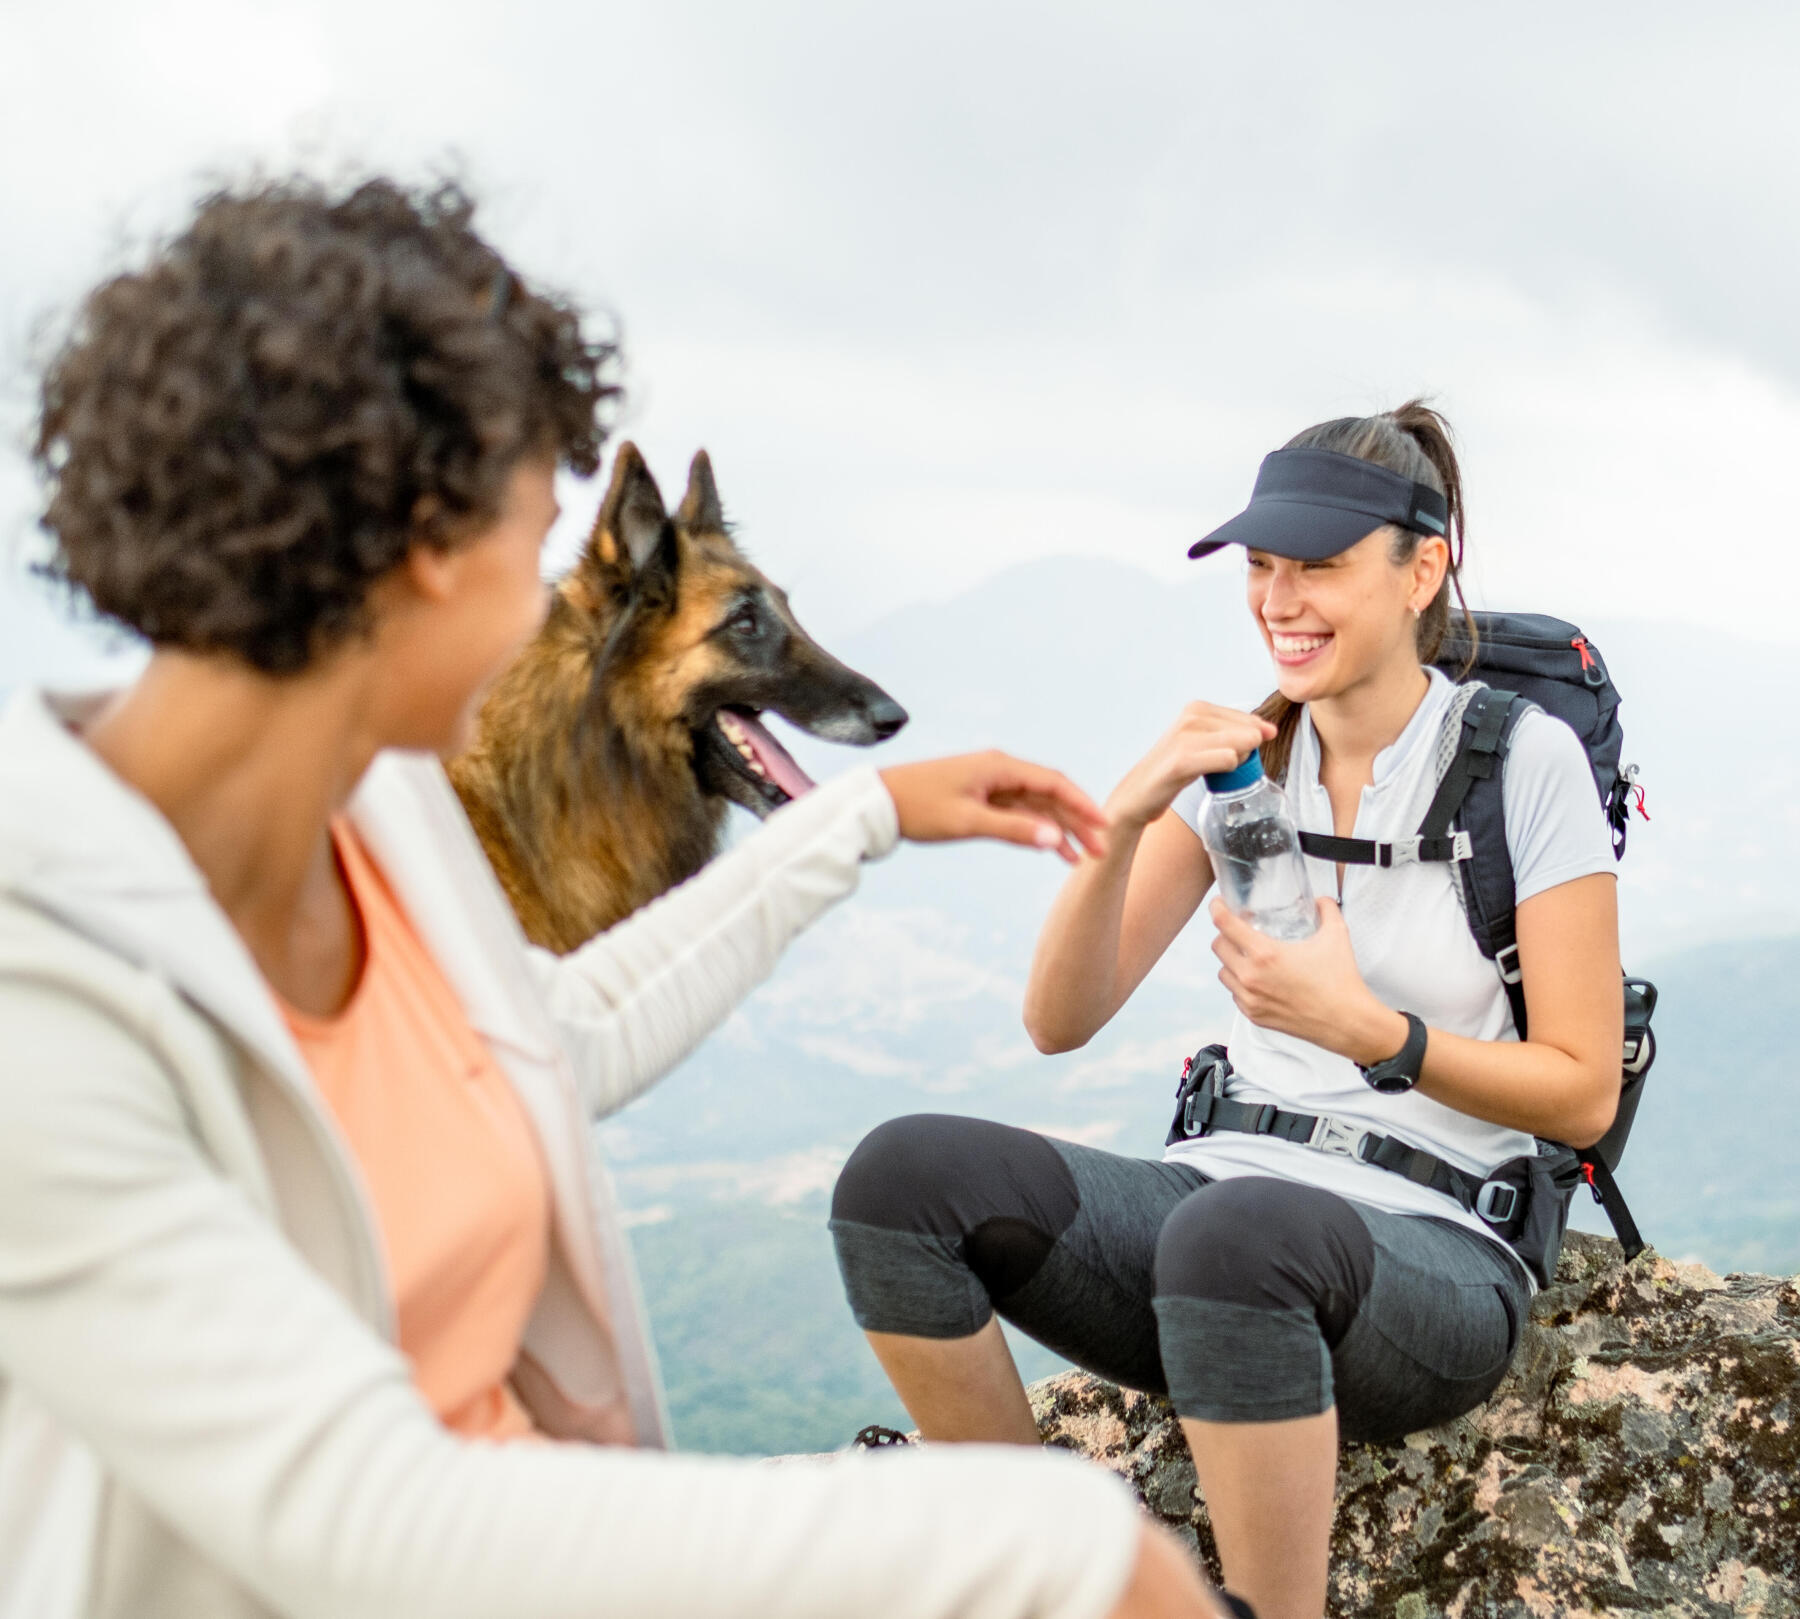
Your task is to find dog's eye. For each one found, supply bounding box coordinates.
[731,608,760,637]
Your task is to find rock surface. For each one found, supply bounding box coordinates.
[1029,1234,1799,1617]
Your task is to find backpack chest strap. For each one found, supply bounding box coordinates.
[1297,830,1473,867]
[1292,686,1516,871]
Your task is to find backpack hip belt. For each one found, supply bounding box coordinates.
[1168,1044,1578,1287]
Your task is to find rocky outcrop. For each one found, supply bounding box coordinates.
[1030,1234,1799,1617]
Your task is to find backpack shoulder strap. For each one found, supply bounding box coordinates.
[1426,685,1533,1035]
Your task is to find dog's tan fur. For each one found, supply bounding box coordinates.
[449,444,901,953]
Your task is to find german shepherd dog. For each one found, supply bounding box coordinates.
[449,443,907,953]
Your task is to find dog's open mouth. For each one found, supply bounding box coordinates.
[702,706,817,815]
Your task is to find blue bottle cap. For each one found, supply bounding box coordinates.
[1204,753,1266,793]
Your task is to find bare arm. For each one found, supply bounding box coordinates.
[1210,871,1622,1146]
[1024,812,1213,1053]
[1411,872,1622,1144]
[1024,703,1274,1054]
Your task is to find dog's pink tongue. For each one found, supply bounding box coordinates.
[735,711,816,801]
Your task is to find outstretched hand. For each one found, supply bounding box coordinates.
[880,751,1110,864]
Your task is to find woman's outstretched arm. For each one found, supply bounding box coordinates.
[1024,703,1273,1054]
[527,752,1107,1119]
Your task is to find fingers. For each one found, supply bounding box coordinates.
[1176,698,1277,736]
[969,806,1085,862]
[983,757,1109,830]
[1172,701,1277,755]
[969,753,1109,860]
[990,786,1109,859]
[1208,896,1259,954]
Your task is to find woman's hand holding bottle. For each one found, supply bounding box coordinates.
[1105,703,1276,832]
[1209,895,1407,1065]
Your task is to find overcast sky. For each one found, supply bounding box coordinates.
[4,0,1798,683]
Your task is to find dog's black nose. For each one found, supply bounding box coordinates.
[866,693,909,741]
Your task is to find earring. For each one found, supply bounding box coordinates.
[1411,605,1422,619]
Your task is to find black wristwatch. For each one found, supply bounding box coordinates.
[1359,1012,1427,1095]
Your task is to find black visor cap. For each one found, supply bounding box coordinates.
[1188,448,1449,561]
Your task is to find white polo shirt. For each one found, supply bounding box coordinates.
[1167,669,1617,1271]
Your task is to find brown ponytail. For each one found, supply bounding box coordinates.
[1257,398,1477,781]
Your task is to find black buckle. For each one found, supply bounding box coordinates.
[1171,1047,1233,1143]
[1475,1181,1519,1225]
[1180,1085,1215,1138]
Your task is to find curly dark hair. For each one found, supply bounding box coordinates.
[34,175,620,674]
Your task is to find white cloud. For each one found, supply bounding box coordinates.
[793,1034,922,1082]
[619,1203,674,1229]
[5,2,1798,671]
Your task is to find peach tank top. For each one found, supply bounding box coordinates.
[279,821,551,1442]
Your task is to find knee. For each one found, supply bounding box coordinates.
[1154,1178,1374,1324]
[832,1114,965,1234]
[832,1114,1078,1268]
[1154,1180,1276,1304]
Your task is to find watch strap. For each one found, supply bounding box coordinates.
[1360,1011,1427,1094]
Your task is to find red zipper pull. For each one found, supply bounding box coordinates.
[1623,763,1649,823]
[1572,636,1605,688]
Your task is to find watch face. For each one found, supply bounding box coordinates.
[1369,1069,1415,1095]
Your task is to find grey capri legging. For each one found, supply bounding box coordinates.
[830,1114,1528,1441]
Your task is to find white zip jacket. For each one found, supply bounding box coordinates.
[0,688,1140,1619]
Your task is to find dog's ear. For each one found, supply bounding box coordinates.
[632,517,683,614]
[591,442,671,575]
[676,450,725,535]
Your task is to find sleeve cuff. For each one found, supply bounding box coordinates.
[850,764,901,861]
[770,763,899,863]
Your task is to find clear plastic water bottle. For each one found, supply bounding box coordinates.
[1199,754,1319,941]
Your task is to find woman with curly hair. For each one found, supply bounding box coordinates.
[0,177,1222,1619]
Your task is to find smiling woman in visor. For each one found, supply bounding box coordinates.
[830,403,1623,1619]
